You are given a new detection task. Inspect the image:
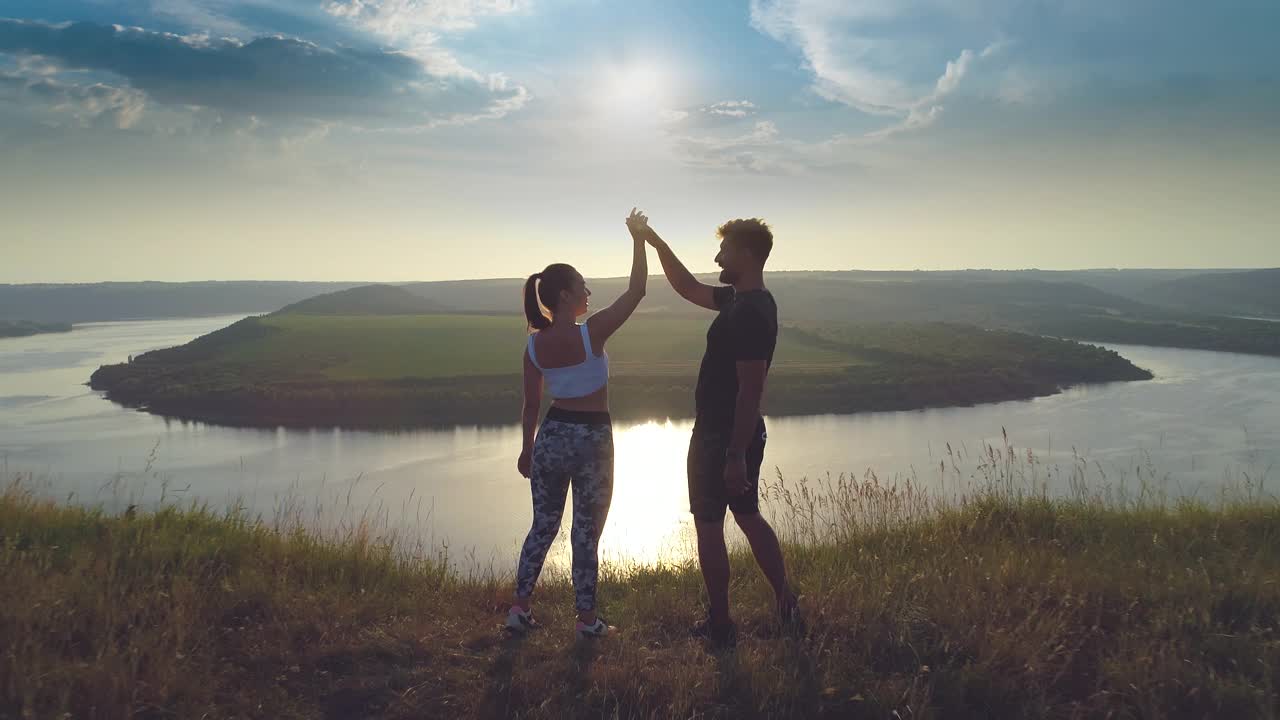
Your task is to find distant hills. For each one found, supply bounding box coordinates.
[0,320,72,338]
[1137,268,1280,319]
[3,269,1277,356]
[278,285,451,316]
[4,269,1276,325]
[0,281,366,324]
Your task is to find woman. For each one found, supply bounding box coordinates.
[506,208,649,638]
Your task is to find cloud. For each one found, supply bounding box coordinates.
[749,0,918,115]
[869,45,998,138]
[661,100,759,129]
[0,18,528,131]
[145,0,253,36]
[671,120,797,174]
[749,0,1005,136]
[323,0,527,35]
[702,100,757,119]
[0,65,147,129]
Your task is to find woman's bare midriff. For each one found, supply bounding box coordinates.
[550,386,609,413]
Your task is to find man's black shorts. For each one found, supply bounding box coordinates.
[687,418,767,522]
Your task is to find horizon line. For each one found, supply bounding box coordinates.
[3,266,1278,287]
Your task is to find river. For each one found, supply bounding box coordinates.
[2,315,1277,569]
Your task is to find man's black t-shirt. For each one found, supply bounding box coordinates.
[693,286,778,430]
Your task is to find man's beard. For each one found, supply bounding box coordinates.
[718,267,738,284]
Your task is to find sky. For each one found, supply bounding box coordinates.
[1,0,1278,282]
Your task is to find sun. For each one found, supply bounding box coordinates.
[596,61,673,125]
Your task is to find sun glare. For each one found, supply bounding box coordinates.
[595,61,673,127]
[543,419,696,570]
[600,419,696,565]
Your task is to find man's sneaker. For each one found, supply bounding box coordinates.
[504,605,541,634]
[779,596,806,637]
[575,617,614,639]
[690,617,737,649]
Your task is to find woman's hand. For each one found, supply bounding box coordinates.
[518,448,533,478]
[625,207,650,240]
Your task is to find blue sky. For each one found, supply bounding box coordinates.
[2,0,1277,282]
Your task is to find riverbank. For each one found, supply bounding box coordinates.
[3,468,1276,718]
[88,314,1152,429]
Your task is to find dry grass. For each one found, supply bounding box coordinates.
[2,437,1278,719]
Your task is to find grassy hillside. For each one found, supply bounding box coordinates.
[3,460,1277,719]
[89,308,1149,428]
[118,313,853,380]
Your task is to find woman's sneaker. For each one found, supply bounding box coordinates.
[505,605,541,634]
[575,617,614,639]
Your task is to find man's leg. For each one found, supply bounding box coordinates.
[694,516,732,625]
[689,426,735,630]
[729,419,799,620]
[733,510,793,608]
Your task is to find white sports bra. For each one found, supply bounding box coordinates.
[526,323,610,399]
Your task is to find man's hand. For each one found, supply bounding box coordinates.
[723,450,749,496]
[517,448,533,478]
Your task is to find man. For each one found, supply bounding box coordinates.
[640,216,802,647]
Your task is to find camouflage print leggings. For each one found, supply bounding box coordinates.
[515,417,615,612]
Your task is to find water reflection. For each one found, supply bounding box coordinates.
[599,419,696,567]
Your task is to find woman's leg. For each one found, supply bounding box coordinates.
[569,423,615,624]
[514,422,572,606]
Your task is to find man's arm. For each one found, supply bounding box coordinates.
[723,360,767,495]
[727,360,767,454]
[645,228,719,311]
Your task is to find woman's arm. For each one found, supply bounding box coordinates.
[517,349,542,477]
[587,209,649,349]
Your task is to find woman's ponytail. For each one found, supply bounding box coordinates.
[524,273,551,330]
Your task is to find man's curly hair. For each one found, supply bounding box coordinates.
[717,218,773,264]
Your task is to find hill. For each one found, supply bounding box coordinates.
[88,305,1150,428]
[1138,268,1280,319]
[278,284,452,316]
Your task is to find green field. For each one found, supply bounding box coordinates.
[219,313,861,381]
